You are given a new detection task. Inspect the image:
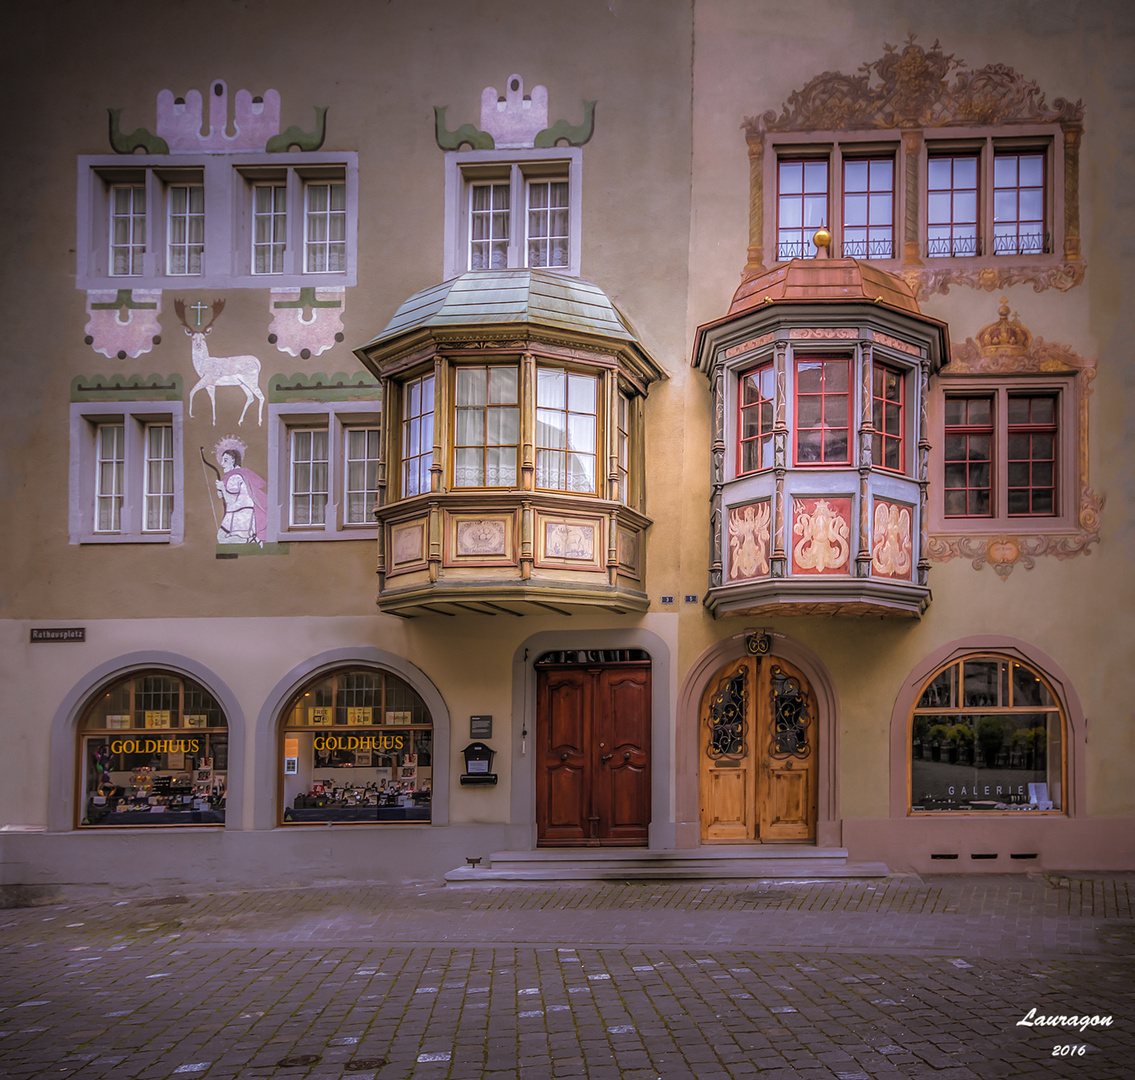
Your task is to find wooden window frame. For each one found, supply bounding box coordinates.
[793,355,852,467]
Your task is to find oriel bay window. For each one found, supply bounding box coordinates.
[79,671,228,827]
[910,654,1064,814]
[692,256,949,618]
[358,269,662,614]
[280,667,433,824]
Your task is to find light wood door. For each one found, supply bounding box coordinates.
[537,663,651,847]
[699,656,817,844]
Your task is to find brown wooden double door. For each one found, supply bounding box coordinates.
[536,662,651,846]
[699,655,817,843]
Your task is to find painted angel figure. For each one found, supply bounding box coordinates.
[213,437,267,545]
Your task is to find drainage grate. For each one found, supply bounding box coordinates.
[141,894,189,906]
[345,1060,387,1071]
[276,1054,320,1067]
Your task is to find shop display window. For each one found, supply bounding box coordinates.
[910,654,1064,813]
[280,667,433,824]
[79,671,228,827]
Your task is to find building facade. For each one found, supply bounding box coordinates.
[1,0,1132,894]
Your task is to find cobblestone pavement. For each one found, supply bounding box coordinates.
[0,874,1132,1079]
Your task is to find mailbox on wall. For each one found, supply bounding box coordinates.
[460,742,497,785]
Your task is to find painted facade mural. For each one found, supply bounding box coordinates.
[73,77,362,556]
[209,437,267,546]
[742,34,1085,299]
[792,498,852,575]
[928,299,1102,577]
[84,290,163,360]
[176,301,265,427]
[435,73,595,151]
[728,502,771,581]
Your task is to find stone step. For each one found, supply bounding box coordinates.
[443,848,890,885]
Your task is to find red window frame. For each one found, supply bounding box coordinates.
[943,395,993,517]
[993,151,1046,256]
[841,157,894,260]
[738,362,775,474]
[794,356,850,466]
[871,362,905,472]
[927,154,979,258]
[1007,394,1057,515]
[777,159,828,261]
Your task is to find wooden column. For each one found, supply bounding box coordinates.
[856,342,874,577]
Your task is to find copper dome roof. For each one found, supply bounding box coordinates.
[729,257,922,317]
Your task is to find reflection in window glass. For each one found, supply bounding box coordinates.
[536,367,597,494]
[778,160,828,260]
[290,428,329,527]
[795,358,849,464]
[402,374,435,497]
[281,668,433,825]
[739,363,775,473]
[993,152,1045,255]
[911,656,1063,813]
[167,185,204,275]
[526,180,569,268]
[79,671,228,827]
[345,428,380,525]
[927,155,978,257]
[454,366,520,488]
[842,157,893,259]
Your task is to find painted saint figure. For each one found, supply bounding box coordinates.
[213,438,267,545]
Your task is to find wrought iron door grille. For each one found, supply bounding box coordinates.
[707,666,747,758]
[770,664,811,758]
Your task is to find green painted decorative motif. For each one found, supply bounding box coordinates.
[71,374,184,402]
[433,106,494,151]
[108,109,170,155]
[269,372,381,403]
[266,107,328,152]
[89,289,159,313]
[272,287,342,315]
[216,543,291,558]
[534,100,597,148]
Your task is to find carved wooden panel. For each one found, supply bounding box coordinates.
[791,497,853,575]
[727,501,772,581]
[871,499,914,580]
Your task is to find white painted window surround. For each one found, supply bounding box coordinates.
[76,151,358,290]
[267,400,380,542]
[443,148,582,280]
[69,401,185,544]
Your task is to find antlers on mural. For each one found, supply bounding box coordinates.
[174,299,265,426]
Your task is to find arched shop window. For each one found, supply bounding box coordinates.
[79,671,228,827]
[910,654,1064,814]
[280,667,433,824]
